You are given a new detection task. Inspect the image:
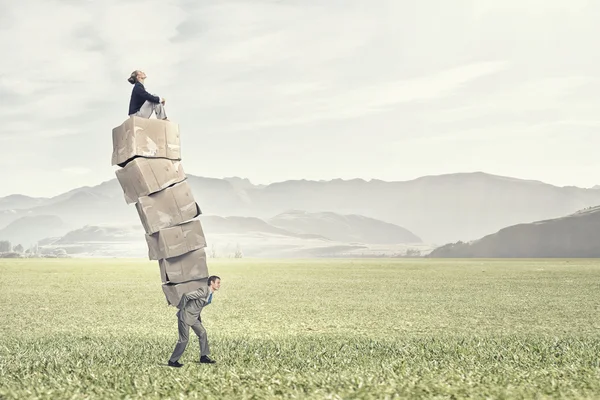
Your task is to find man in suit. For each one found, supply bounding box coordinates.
[127,70,168,120]
[168,275,221,368]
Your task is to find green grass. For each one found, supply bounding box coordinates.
[1,258,599,399]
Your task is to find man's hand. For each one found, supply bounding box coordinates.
[161,98,166,104]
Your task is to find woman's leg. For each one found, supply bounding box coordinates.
[135,101,168,120]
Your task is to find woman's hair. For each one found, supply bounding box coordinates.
[127,70,139,84]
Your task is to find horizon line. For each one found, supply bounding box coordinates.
[1,170,596,200]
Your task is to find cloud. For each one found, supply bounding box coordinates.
[220,60,508,130]
[473,0,592,16]
[0,0,599,197]
[0,0,187,123]
[61,167,91,175]
[423,75,600,133]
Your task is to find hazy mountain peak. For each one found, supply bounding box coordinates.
[223,176,264,190]
[0,214,67,246]
[223,176,253,184]
[0,194,48,211]
[330,178,368,183]
[429,205,600,258]
[272,209,307,218]
[269,210,421,244]
[1,194,45,201]
[411,171,547,185]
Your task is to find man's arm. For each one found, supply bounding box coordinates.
[184,287,209,305]
[133,83,161,103]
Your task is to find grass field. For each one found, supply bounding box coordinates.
[1,258,599,399]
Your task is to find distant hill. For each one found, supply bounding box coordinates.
[200,215,327,240]
[223,177,266,190]
[0,188,132,231]
[0,215,68,246]
[55,225,142,244]
[36,212,431,258]
[428,206,600,258]
[2,172,600,244]
[0,194,47,211]
[269,210,421,244]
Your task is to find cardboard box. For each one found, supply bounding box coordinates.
[146,219,207,260]
[111,116,181,167]
[135,180,201,234]
[115,158,186,204]
[162,278,207,307]
[159,248,209,283]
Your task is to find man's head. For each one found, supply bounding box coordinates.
[127,70,147,84]
[208,275,221,291]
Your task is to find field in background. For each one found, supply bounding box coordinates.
[1,258,599,399]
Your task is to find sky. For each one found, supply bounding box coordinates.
[0,0,599,197]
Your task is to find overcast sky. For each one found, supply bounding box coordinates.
[1,0,598,197]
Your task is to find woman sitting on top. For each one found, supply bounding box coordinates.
[127,70,168,121]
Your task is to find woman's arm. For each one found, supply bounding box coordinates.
[133,83,161,103]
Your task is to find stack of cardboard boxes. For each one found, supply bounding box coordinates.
[111,116,209,307]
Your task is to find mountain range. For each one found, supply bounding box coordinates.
[1,171,599,257]
[1,172,599,243]
[26,211,427,258]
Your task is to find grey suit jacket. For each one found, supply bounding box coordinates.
[176,285,212,326]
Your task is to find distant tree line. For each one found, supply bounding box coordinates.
[322,248,424,258]
[208,242,243,259]
[0,240,69,259]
